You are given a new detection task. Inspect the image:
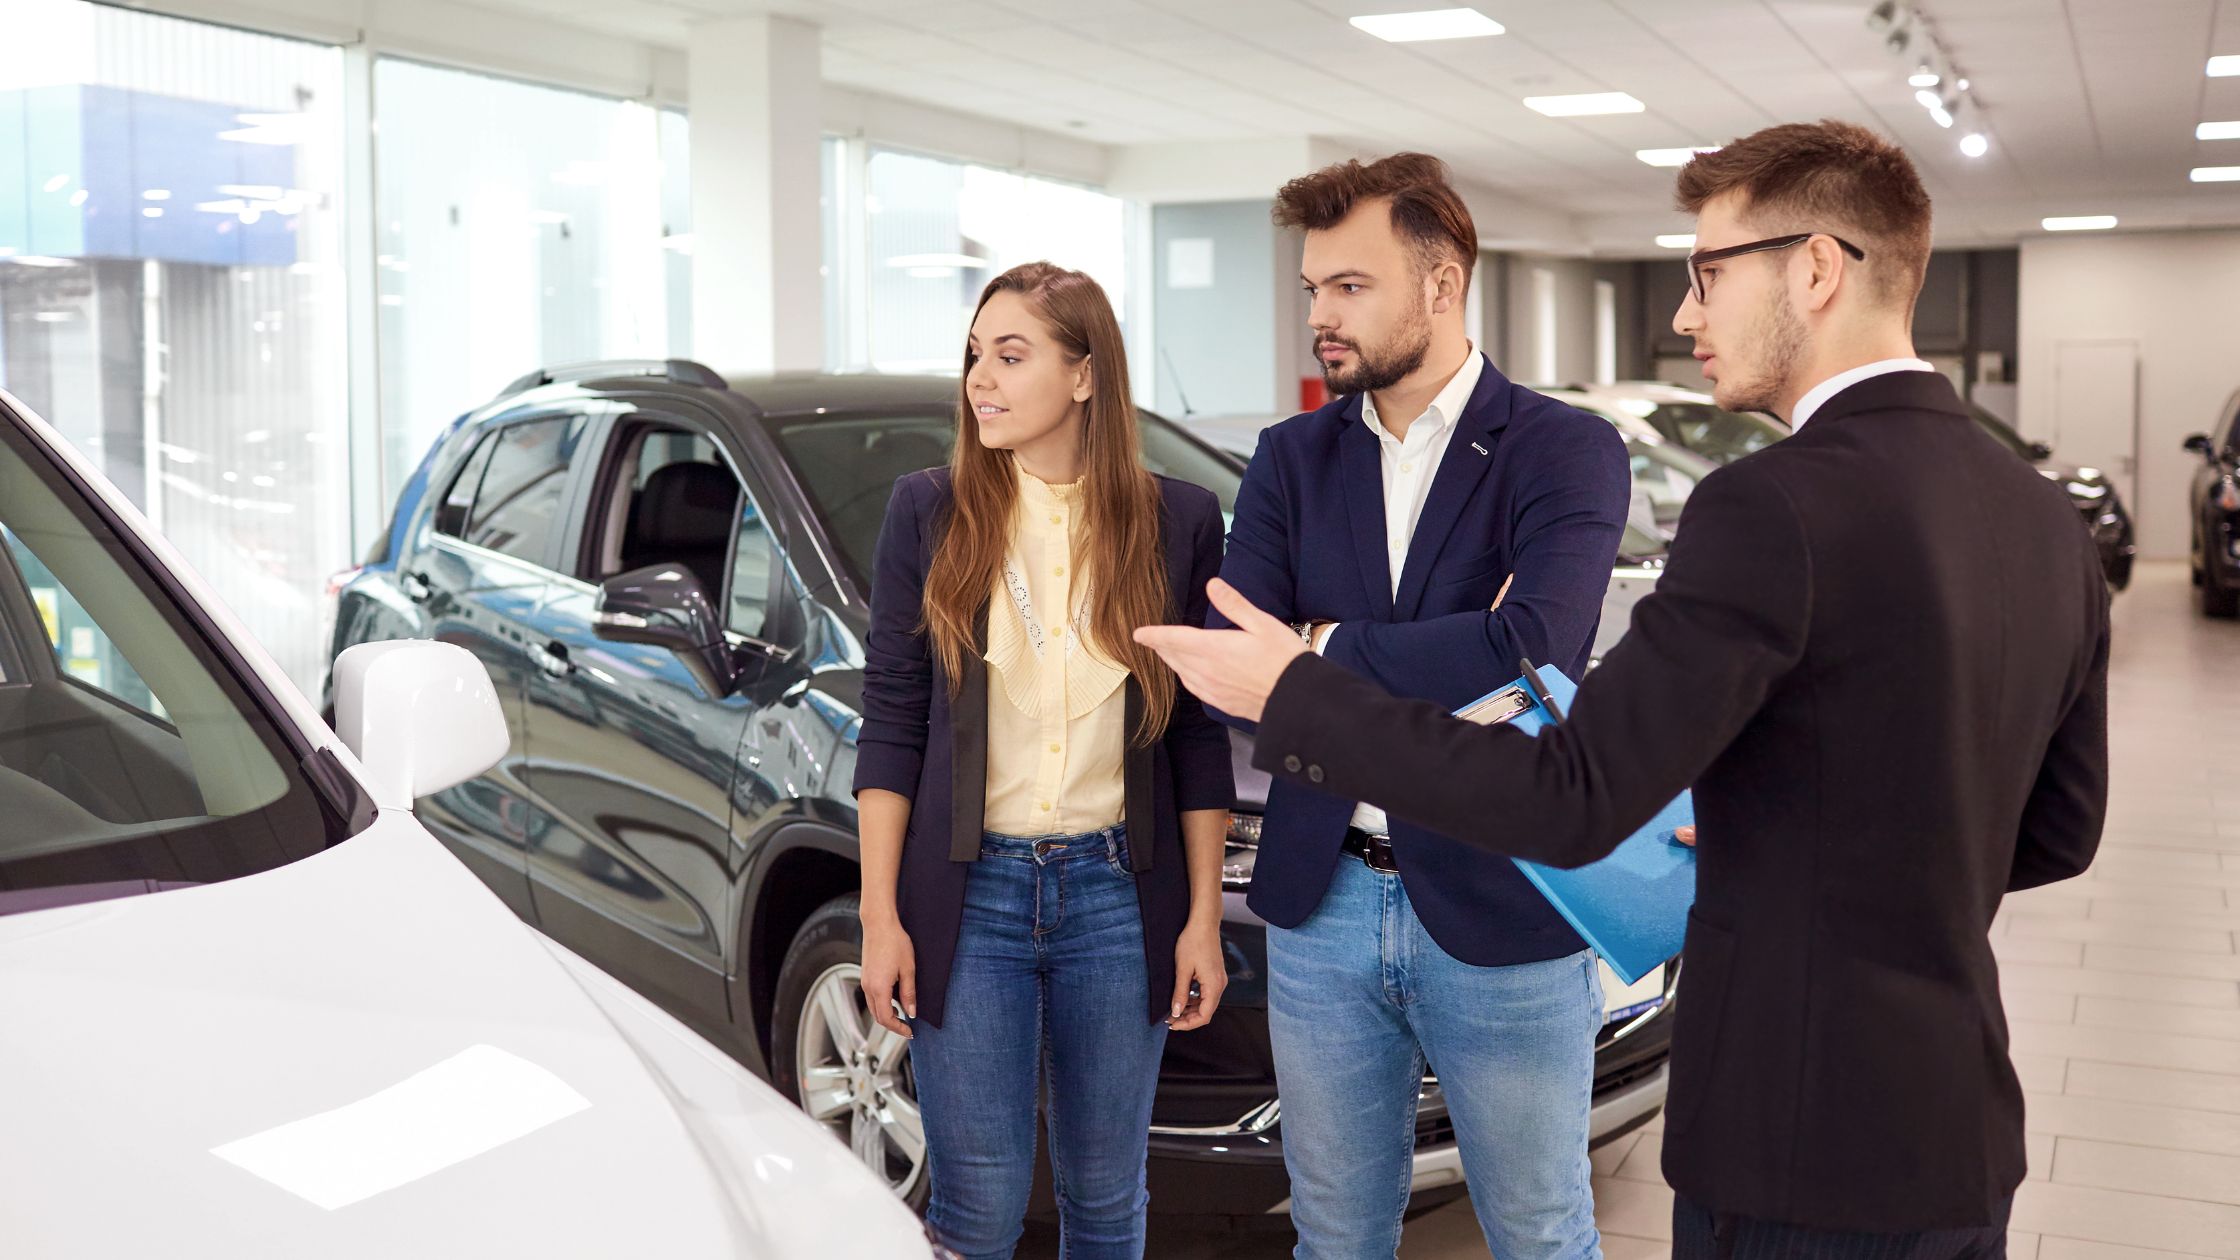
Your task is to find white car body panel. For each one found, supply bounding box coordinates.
[0,395,930,1258]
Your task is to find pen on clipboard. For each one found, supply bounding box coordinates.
[1519,657,1566,723]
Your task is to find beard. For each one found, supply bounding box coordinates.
[1320,304,1435,397]
[1713,288,1810,414]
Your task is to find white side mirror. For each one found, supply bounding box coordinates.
[331,640,508,810]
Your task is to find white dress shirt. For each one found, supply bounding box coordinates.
[1790,358,1934,431]
[1319,343,1486,838]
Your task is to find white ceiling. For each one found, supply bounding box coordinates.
[450,0,2240,252]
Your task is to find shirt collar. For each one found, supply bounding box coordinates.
[1014,459,1084,508]
[1790,358,1936,431]
[1363,343,1485,442]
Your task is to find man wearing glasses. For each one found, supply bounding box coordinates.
[1135,119,2108,1259]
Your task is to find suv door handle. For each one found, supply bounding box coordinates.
[538,640,574,677]
[400,569,434,603]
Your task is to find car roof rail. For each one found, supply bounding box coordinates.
[496,359,729,400]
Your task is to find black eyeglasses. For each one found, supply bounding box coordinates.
[1686,233,1865,303]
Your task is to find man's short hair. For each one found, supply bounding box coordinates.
[1675,120,1932,310]
[1273,152,1477,285]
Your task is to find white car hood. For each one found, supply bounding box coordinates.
[0,813,926,1259]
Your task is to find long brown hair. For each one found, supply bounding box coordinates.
[921,261,1176,746]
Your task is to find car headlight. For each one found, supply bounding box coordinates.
[1223,812,1262,889]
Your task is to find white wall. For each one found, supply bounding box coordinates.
[1504,256,1598,387]
[2017,231,2240,560]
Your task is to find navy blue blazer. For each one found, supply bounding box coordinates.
[1212,357,1630,966]
[852,467,1237,1028]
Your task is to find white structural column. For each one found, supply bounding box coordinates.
[687,15,823,375]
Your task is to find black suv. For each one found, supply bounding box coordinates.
[2185,389,2240,618]
[327,360,1676,1223]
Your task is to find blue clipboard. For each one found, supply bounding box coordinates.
[1455,666,1695,985]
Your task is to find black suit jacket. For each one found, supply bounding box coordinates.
[1251,371,2110,1231]
[852,468,1236,1029]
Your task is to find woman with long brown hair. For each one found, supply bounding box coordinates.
[851,261,1234,1258]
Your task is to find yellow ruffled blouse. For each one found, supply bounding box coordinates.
[981,462,1130,837]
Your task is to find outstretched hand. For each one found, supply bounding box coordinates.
[1132,580,1308,723]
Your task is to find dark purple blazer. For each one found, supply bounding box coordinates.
[1211,358,1632,967]
[851,467,1236,1028]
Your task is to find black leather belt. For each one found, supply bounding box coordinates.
[1341,827,1400,875]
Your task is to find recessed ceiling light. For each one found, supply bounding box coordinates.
[2198,121,2240,140]
[2209,55,2240,77]
[1636,147,1720,167]
[2192,166,2240,182]
[2041,216,2117,231]
[1655,234,1697,249]
[1909,65,1940,88]
[1959,133,1989,157]
[1524,92,1645,117]
[1928,105,1954,128]
[1350,8,1505,42]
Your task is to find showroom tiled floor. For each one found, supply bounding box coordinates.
[1030,562,2240,1259]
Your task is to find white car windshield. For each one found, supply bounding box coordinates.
[0,407,348,916]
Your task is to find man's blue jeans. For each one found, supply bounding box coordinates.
[1269,855,1604,1259]
[908,826,1170,1260]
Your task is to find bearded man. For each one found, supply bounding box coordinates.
[1206,152,1631,1260]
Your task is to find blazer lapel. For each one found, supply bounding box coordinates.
[1391,365,1512,620]
[948,601,990,862]
[1337,398,1396,621]
[1123,677,1154,873]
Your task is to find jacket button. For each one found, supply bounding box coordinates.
[1308,765,1325,784]
[1283,755,1302,773]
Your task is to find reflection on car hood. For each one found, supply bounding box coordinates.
[0,813,924,1259]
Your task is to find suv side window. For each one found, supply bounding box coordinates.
[432,433,497,539]
[449,416,587,564]
[589,420,788,641]
[729,494,778,639]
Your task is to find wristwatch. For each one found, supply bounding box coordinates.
[1290,620,1327,646]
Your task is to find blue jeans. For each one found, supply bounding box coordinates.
[1269,855,1604,1260]
[907,826,1170,1260]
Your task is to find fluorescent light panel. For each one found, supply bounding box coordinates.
[1636,147,1720,167]
[2041,216,2117,231]
[2199,121,2240,140]
[1350,8,1504,42]
[2192,166,2240,182]
[1525,92,1645,117]
[1655,234,1697,249]
[2210,55,2240,77]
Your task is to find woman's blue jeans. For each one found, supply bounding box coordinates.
[908,825,1170,1260]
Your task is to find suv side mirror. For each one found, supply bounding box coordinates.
[593,563,787,697]
[332,640,508,809]
[2185,433,2215,457]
